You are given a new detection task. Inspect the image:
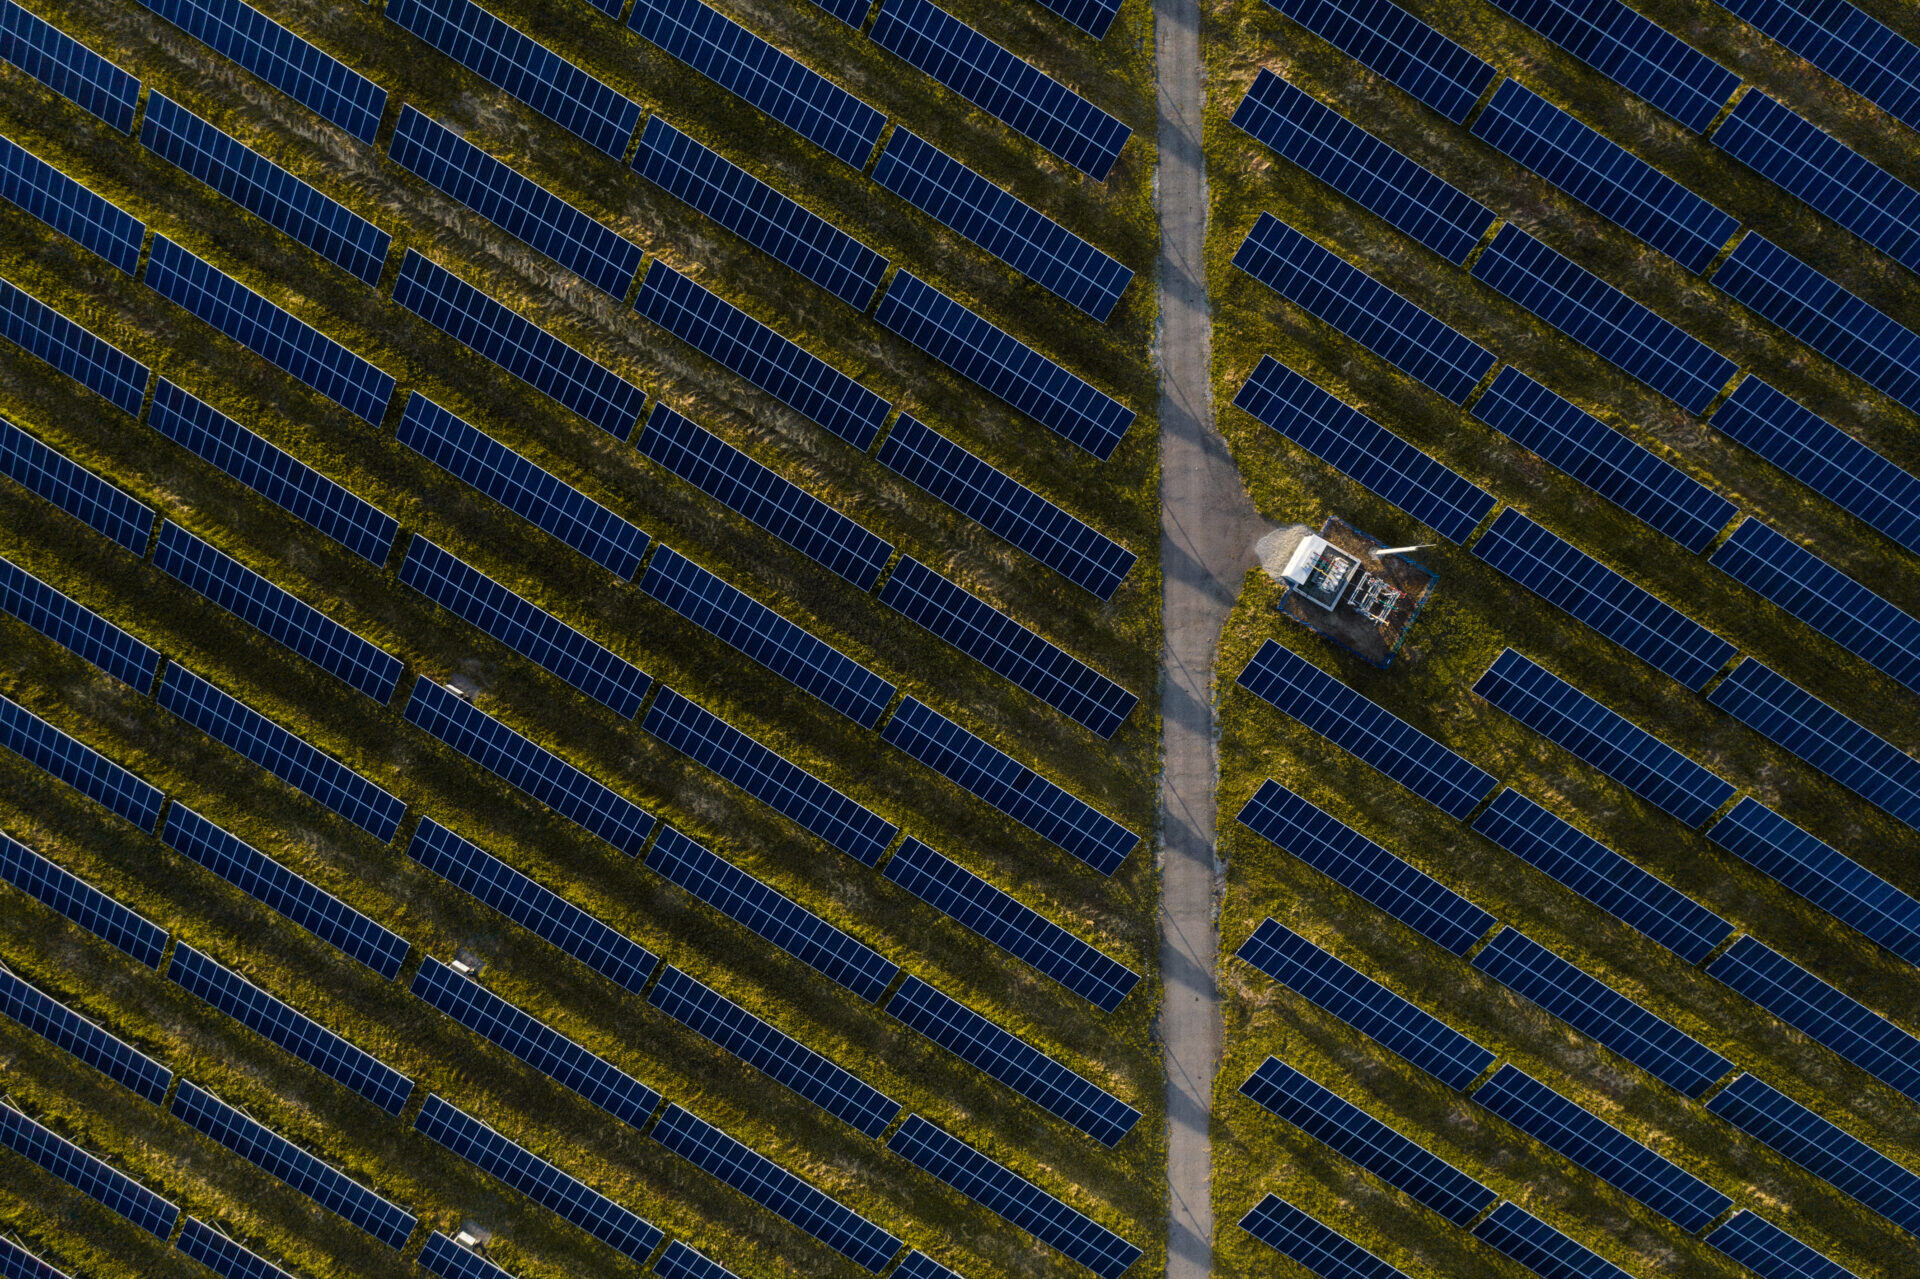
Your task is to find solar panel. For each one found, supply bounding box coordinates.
[407,818,659,992]
[634,261,890,448]
[1472,225,1736,413]
[158,665,405,841]
[414,1096,662,1263]
[0,1238,70,1279]
[144,237,393,424]
[881,557,1136,737]
[401,536,649,716]
[1237,780,1493,955]
[0,419,153,554]
[652,1241,741,1279]
[645,825,899,1000]
[388,108,638,297]
[170,1082,415,1248]
[417,1234,513,1279]
[649,965,899,1135]
[0,554,158,690]
[0,132,143,272]
[887,1114,1139,1278]
[0,273,147,415]
[635,117,885,308]
[150,380,397,565]
[882,696,1138,874]
[883,837,1138,1012]
[1264,0,1495,122]
[0,0,138,130]
[154,522,402,701]
[135,0,384,141]
[651,1104,901,1271]
[1471,80,1736,271]
[0,1102,177,1238]
[637,404,892,587]
[1714,0,1920,133]
[803,0,871,26]
[893,1254,963,1279]
[0,964,171,1103]
[175,1219,298,1279]
[1489,0,1739,130]
[0,694,163,831]
[1233,356,1494,542]
[1472,790,1732,962]
[872,128,1131,319]
[1473,927,1732,1095]
[1473,648,1736,826]
[0,832,166,966]
[1239,1194,1409,1279]
[1472,1203,1634,1279]
[874,271,1135,459]
[386,0,639,155]
[402,677,655,855]
[1710,1211,1858,1279]
[395,393,649,578]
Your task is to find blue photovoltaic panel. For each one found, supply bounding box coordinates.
[804,0,871,26]
[894,1255,962,1279]
[166,943,413,1112]
[634,261,890,448]
[1240,1195,1409,1279]
[0,1238,70,1279]
[629,0,883,166]
[889,976,1140,1147]
[1714,0,1920,133]
[0,965,171,1103]
[653,1241,740,1279]
[136,0,384,141]
[1489,0,1739,131]
[386,0,639,156]
[154,522,401,701]
[395,393,648,578]
[875,271,1135,459]
[650,966,899,1136]
[417,1235,511,1279]
[0,133,143,272]
[141,93,388,284]
[635,118,885,309]
[1709,1211,1857,1279]
[872,129,1132,319]
[1265,0,1495,122]
[1232,70,1492,265]
[1238,780,1493,955]
[0,275,146,415]
[0,554,158,689]
[143,237,392,424]
[1233,356,1493,542]
[390,108,639,297]
[1032,0,1119,38]
[0,1102,177,1238]
[638,405,892,587]
[1473,927,1731,1095]
[1472,80,1736,272]
[888,1115,1139,1279]
[0,833,166,967]
[401,537,649,717]
[407,818,659,992]
[1472,508,1734,689]
[0,420,151,554]
[0,0,138,130]
[158,665,405,841]
[176,1219,299,1279]
[881,556,1136,737]
[1473,648,1735,826]
[651,1104,900,1271]
[0,695,162,832]
[1473,1203,1634,1279]
[1471,368,1735,551]
[877,415,1135,598]
[150,380,396,564]
[402,678,654,855]
[1472,225,1736,412]
[882,696,1138,874]
[1236,639,1496,817]
[883,837,1139,1012]
[1472,790,1731,962]
[1474,1064,1731,1230]
[646,825,899,1001]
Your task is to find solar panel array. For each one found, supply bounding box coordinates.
[1714,0,1920,132]
[0,965,171,1103]
[1709,1211,1857,1279]
[416,1234,511,1279]
[0,419,154,555]
[802,0,872,28]
[1489,0,1740,130]
[0,132,144,273]
[175,1219,299,1279]
[1,694,163,832]
[0,1102,177,1238]
[0,554,159,690]
[653,1240,741,1279]
[893,1254,963,1279]
[1473,1203,1635,1279]
[1240,1194,1410,1279]
[1,274,148,416]
[0,833,167,967]
[1265,0,1495,123]
[0,0,140,131]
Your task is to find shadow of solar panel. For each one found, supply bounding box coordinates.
[407,818,658,992]
[636,118,885,308]
[1240,1194,1408,1279]
[1473,81,1735,272]
[401,537,649,716]
[417,1234,512,1279]
[650,966,899,1135]
[1490,0,1739,130]
[1238,781,1493,954]
[0,1103,177,1238]
[1266,0,1494,122]
[639,405,891,587]
[875,271,1135,458]
[161,804,408,977]
[0,695,162,831]
[882,696,1139,873]
[0,0,139,131]
[0,133,143,272]
[1715,0,1920,133]
[0,419,152,554]
[884,837,1138,1011]
[888,1115,1139,1278]
[1473,1203,1634,1279]
[387,0,639,155]
[0,555,158,689]
[159,665,404,839]
[629,0,883,166]
[1,274,146,414]
[0,833,166,966]
[1473,510,1733,689]
[646,825,899,1000]
[653,1241,740,1279]
[144,237,392,423]
[873,129,1132,318]
[634,262,890,447]
[1474,927,1730,1095]
[1709,1211,1857,1279]
[1233,356,1493,542]
[0,966,171,1103]
[395,394,649,578]
[176,1218,299,1279]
